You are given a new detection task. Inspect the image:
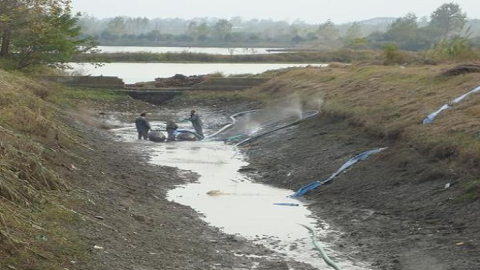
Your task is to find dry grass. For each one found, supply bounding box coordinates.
[0,69,88,269]
[247,64,480,197]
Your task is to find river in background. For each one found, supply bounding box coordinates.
[69,62,326,84]
[96,46,282,55]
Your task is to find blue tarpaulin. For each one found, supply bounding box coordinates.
[292,148,387,197]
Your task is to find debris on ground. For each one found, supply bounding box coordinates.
[441,64,480,77]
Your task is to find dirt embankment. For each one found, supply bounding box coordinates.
[250,64,480,188]
[245,116,479,270]
[224,64,480,269]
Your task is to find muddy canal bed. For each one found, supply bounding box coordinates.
[108,112,369,270]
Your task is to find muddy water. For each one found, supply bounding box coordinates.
[111,117,369,270]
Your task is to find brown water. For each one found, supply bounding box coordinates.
[110,114,370,270]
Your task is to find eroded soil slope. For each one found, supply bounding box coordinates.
[244,115,480,270]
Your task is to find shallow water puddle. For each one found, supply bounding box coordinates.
[160,142,312,237]
[112,119,369,270]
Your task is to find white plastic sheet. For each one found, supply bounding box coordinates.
[423,86,480,124]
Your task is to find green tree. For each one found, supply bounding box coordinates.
[317,20,339,41]
[106,17,126,37]
[429,3,467,37]
[15,3,95,69]
[344,22,362,42]
[196,22,210,41]
[0,0,32,56]
[0,0,96,69]
[386,13,419,42]
[213,19,232,41]
[187,21,198,39]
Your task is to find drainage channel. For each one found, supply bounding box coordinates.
[111,115,370,270]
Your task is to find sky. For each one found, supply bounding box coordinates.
[72,0,480,23]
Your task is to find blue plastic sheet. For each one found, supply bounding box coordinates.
[274,203,300,207]
[423,86,480,124]
[292,148,387,197]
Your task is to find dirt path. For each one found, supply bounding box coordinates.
[67,105,317,270]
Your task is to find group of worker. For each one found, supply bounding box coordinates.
[135,110,204,141]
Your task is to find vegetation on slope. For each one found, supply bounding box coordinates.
[244,64,480,199]
[0,70,126,269]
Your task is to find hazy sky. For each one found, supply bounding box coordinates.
[72,0,480,23]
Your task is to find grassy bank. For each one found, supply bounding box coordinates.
[0,70,125,269]
[73,50,388,63]
[239,64,480,199]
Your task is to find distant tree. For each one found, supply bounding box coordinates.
[197,22,210,41]
[213,19,233,40]
[418,16,429,27]
[188,21,197,34]
[230,16,242,27]
[386,13,419,42]
[248,33,261,42]
[429,3,467,37]
[317,20,339,41]
[292,35,304,44]
[187,21,199,40]
[344,22,362,42]
[290,25,300,37]
[145,30,161,42]
[106,17,126,37]
[306,32,318,41]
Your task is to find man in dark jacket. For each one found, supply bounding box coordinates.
[135,112,151,140]
[188,110,204,139]
[166,120,178,141]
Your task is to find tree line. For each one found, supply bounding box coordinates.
[78,3,480,50]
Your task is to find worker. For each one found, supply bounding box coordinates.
[188,110,204,139]
[135,112,151,140]
[166,120,178,141]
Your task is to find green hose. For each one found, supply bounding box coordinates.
[300,224,343,270]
